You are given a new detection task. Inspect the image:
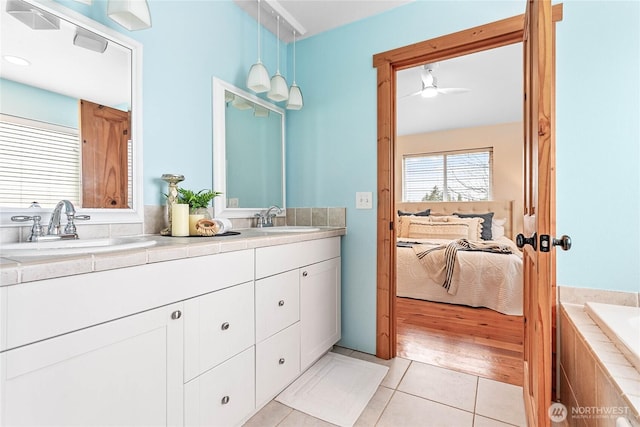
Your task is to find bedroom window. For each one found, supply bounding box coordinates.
[0,114,81,208]
[402,148,493,202]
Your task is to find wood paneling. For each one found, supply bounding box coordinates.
[396,297,524,386]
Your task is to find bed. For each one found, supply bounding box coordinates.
[395,200,523,316]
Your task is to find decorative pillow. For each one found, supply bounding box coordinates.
[447,217,484,241]
[397,209,430,217]
[492,218,506,239]
[403,220,470,240]
[454,212,494,240]
[398,215,431,237]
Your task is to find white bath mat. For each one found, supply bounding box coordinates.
[275,352,388,427]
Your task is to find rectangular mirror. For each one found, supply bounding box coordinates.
[0,0,143,225]
[212,78,285,218]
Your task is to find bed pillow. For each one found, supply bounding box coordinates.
[454,212,494,240]
[492,218,506,239]
[397,209,430,217]
[403,219,470,240]
[448,217,484,241]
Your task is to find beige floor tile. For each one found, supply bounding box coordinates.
[397,361,478,412]
[474,415,519,427]
[279,409,338,427]
[475,378,526,426]
[349,350,411,389]
[377,391,474,427]
[243,401,292,427]
[354,386,395,427]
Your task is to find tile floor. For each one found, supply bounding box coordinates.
[243,346,527,427]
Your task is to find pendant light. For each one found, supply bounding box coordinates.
[247,0,270,93]
[267,15,289,102]
[286,30,303,110]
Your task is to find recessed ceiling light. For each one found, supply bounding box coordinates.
[3,55,30,66]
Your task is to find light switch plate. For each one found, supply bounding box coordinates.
[356,192,373,209]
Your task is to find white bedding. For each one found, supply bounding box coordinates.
[396,236,523,315]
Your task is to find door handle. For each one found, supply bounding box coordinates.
[516,233,537,250]
[553,235,572,251]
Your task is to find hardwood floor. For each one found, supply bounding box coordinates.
[396,297,524,386]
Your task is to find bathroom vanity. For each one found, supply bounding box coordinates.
[0,228,344,426]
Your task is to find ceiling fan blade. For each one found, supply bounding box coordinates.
[399,89,423,99]
[437,87,471,95]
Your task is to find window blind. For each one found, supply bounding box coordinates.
[403,148,493,202]
[0,115,80,208]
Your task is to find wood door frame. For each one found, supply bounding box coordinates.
[373,5,563,360]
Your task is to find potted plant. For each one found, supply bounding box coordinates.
[177,188,222,235]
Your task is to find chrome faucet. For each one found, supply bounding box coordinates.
[48,200,77,236]
[11,200,90,241]
[255,205,283,228]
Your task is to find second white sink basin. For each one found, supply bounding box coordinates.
[1,237,157,257]
[259,226,321,233]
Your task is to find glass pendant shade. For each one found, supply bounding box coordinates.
[247,61,270,93]
[107,0,151,31]
[268,72,289,102]
[286,83,303,110]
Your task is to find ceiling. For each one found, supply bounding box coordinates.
[0,0,130,109]
[235,0,523,135]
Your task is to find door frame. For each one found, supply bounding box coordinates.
[372,5,563,360]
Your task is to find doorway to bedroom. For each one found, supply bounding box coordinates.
[393,44,525,387]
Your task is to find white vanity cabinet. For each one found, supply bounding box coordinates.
[0,302,184,427]
[0,234,343,427]
[254,237,341,404]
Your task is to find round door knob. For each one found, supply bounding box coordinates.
[279,358,285,365]
[302,271,308,277]
[516,233,537,251]
[171,310,182,320]
[221,322,230,331]
[278,300,285,307]
[221,395,230,405]
[553,235,572,251]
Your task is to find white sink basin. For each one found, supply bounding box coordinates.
[1,237,157,257]
[259,226,321,233]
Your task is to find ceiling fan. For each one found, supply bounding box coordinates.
[401,63,471,99]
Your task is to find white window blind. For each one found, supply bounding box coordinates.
[0,115,80,208]
[403,148,493,202]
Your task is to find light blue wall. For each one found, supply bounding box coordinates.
[0,78,78,128]
[55,0,640,354]
[287,0,640,353]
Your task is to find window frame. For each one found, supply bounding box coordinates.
[402,147,494,202]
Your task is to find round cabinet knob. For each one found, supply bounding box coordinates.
[221,395,230,405]
[221,322,230,331]
[171,310,182,320]
[278,300,285,307]
[302,271,308,277]
[279,358,285,365]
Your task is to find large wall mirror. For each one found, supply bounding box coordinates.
[212,78,285,218]
[0,0,143,225]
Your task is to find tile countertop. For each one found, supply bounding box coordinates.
[0,227,346,286]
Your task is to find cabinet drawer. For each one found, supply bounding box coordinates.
[255,237,340,279]
[184,281,254,382]
[255,270,300,343]
[256,322,300,407]
[184,346,255,427]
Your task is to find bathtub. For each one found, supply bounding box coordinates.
[585,302,640,373]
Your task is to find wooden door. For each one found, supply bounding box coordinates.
[80,99,130,208]
[521,1,557,426]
